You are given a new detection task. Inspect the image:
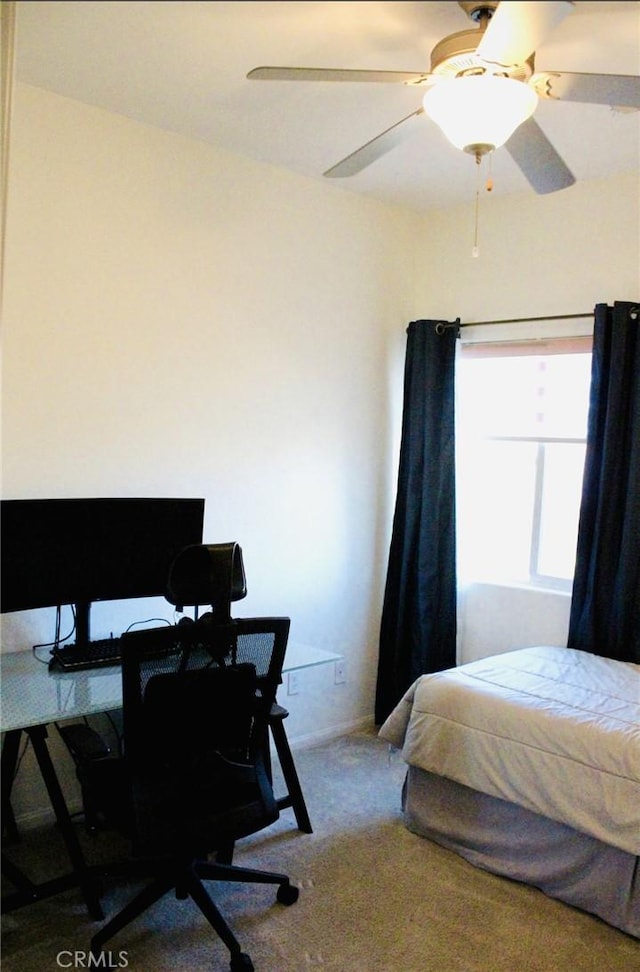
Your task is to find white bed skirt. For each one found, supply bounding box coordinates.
[402,766,640,940]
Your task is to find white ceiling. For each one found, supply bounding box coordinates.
[13,1,640,211]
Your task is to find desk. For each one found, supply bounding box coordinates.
[1,641,340,913]
[1,642,340,733]
[1,652,108,918]
[281,642,341,674]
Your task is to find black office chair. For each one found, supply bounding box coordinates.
[167,543,313,834]
[79,624,298,972]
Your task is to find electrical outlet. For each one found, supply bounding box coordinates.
[287,670,301,696]
[334,660,346,684]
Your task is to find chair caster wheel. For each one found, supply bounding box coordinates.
[230,952,253,971]
[277,882,299,905]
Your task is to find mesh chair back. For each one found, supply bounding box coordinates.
[142,663,258,770]
[119,618,290,759]
[119,624,279,851]
[230,617,290,705]
[190,615,290,707]
[120,624,211,755]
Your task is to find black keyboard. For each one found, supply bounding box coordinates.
[50,637,125,671]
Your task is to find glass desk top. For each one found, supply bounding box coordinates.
[0,642,341,733]
[1,651,122,733]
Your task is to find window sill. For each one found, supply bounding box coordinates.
[458,579,572,598]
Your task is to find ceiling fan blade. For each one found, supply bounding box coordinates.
[247,66,432,85]
[532,71,640,108]
[324,109,425,178]
[477,1,574,68]
[505,116,575,194]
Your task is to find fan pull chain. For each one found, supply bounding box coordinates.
[472,153,482,258]
[472,152,494,258]
[472,195,480,258]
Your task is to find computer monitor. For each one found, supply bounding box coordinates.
[0,497,205,646]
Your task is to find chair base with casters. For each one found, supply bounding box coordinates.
[90,855,298,972]
[64,629,300,972]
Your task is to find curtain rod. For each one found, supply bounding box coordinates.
[459,312,594,328]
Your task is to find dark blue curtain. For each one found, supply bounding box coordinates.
[375,319,458,724]
[567,301,640,663]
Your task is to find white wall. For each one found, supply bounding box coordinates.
[458,583,572,663]
[412,171,640,324]
[2,83,423,825]
[412,171,640,663]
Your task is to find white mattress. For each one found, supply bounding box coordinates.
[379,646,640,855]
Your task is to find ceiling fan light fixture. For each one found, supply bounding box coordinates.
[423,74,538,155]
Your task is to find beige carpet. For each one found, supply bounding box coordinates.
[2,730,639,972]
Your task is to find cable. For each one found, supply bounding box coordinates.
[32,606,76,662]
[124,617,173,633]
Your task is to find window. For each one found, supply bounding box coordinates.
[455,338,592,591]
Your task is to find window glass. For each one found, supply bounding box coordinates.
[456,344,591,590]
[457,353,591,438]
[537,442,586,580]
[456,439,536,583]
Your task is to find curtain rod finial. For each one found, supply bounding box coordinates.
[435,318,461,336]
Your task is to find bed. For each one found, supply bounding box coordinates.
[378,645,640,938]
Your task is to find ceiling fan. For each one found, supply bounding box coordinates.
[247,1,640,195]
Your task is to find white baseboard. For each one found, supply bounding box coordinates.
[285,715,375,751]
[8,804,72,832]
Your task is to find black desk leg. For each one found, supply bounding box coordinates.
[1,731,21,843]
[269,710,313,834]
[1,727,104,920]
